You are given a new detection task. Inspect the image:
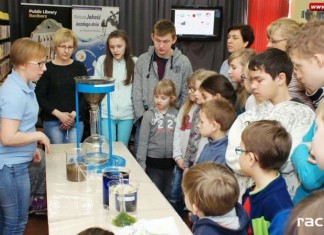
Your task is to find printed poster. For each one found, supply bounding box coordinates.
[72,5,119,75]
[20,3,72,60]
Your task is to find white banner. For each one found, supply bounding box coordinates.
[72,5,119,75]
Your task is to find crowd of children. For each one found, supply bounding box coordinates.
[2,15,324,235]
[131,18,324,235]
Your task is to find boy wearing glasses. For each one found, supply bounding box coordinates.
[238,120,293,235]
[225,48,314,200]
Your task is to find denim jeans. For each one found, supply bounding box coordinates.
[43,121,84,144]
[0,162,31,235]
[169,166,185,217]
[101,118,133,147]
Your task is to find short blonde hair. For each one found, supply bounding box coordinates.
[287,20,324,58]
[52,28,78,51]
[200,98,236,132]
[182,162,239,216]
[10,38,47,68]
[153,79,177,107]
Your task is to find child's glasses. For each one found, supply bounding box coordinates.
[235,146,258,161]
[235,146,249,155]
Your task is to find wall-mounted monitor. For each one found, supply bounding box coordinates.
[171,5,223,41]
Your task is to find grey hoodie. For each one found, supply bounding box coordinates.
[132,46,192,121]
[137,106,179,169]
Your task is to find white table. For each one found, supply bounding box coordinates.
[46,142,192,235]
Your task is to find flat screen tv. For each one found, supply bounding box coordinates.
[171,5,223,41]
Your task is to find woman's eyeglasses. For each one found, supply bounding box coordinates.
[57,45,75,50]
[29,60,47,68]
[267,38,287,44]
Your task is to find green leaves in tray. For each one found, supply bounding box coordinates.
[112,211,136,227]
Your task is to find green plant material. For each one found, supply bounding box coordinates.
[112,211,136,227]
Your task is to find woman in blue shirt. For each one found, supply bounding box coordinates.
[0,38,50,234]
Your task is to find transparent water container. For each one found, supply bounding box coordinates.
[81,134,109,166]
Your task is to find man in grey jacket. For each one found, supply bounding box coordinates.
[132,19,193,155]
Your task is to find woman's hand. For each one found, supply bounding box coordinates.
[38,132,51,154]
[52,109,76,130]
[32,148,42,163]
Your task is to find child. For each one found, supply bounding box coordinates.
[266,17,313,109]
[228,48,256,114]
[195,99,236,165]
[226,48,314,199]
[239,120,293,234]
[137,80,178,197]
[291,99,324,204]
[185,74,237,170]
[199,74,237,106]
[170,69,216,216]
[195,73,236,163]
[287,20,324,105]
[182,162,249,235]
[243,64,265,110]
[182,71,216,171]
[173,70,217,171]
[94,29,136,147]
[313,99,324,167]
[132,19,192,155]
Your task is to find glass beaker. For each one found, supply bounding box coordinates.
[82,134,109,166]
[109,179,138,212]
[102,167,131,207]
[65,148,87,182]
[108,179,139,227]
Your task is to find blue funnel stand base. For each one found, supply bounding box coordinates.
[87,154,126,172]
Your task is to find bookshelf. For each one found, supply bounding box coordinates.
[0,11,10,83]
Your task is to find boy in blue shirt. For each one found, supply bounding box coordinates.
[195,98,236,165]
[238,120,293,235]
